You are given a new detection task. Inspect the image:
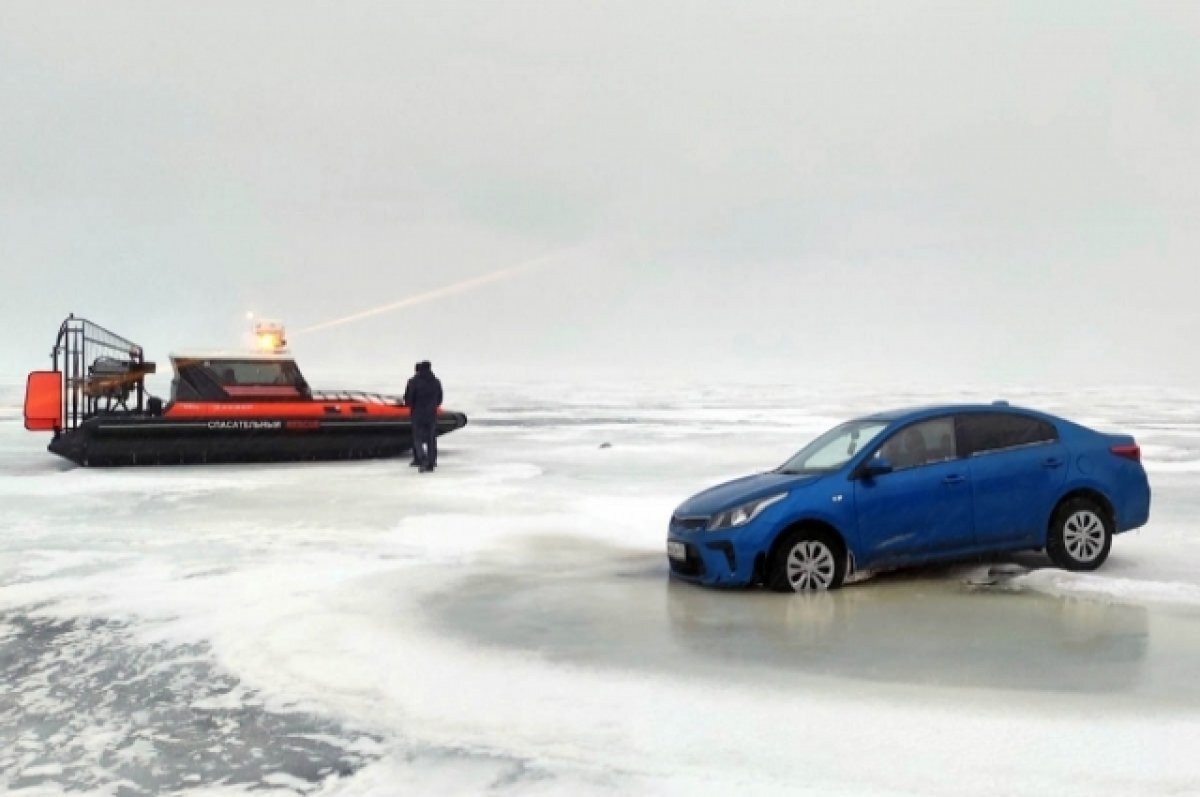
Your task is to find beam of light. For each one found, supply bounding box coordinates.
[294,247,580,337]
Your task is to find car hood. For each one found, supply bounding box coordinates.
[675,472,824,517]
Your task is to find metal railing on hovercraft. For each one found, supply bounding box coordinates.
[53,315,156,430]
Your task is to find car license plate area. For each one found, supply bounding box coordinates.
[667,541,687,561]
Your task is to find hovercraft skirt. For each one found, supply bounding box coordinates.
[47,413,468,467]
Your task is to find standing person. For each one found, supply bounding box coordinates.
[404,360,443,473]
[407,362,421,467]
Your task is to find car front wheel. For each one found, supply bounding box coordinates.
[767,529,846,592]
[1047,498,1113,571]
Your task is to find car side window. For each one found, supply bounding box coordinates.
[958,412,1058,457]
[873,417,957,471]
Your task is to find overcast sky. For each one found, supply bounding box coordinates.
[1,1,1197,389]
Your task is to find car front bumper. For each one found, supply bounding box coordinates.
[666,531,760,587]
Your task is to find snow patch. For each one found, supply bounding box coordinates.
[1012,569,1200,609]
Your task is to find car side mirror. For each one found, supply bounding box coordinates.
[858,457,894,479]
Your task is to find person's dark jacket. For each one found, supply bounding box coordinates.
[404,363,443,423]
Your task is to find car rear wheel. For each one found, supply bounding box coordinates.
[767,529,846,592]
[1047,498,1113,571]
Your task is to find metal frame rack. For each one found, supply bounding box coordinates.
[51,315,153,431]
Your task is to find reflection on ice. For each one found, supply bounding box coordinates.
[667,576,1152,693]
[428,540,1182,697]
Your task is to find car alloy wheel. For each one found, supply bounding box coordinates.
[1047,497,1113,572]
[767,528,847,592]
[785,540,836,590]
[1063,509,1106,563]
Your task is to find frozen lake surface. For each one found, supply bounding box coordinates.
[2,383,1199,795]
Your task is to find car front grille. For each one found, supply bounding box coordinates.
[671,515,710,532]
[668,543,706,577]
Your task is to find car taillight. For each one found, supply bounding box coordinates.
[1110,443,1141,463]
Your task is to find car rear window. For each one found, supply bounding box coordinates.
[958,413,1058,456]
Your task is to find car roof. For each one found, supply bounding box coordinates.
[858,403,1055,424]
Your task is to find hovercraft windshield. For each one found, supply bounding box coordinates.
[170,355,312,402]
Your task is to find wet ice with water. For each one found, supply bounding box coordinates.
[2,382,1200,796]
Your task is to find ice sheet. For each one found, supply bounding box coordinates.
[1,383,1199,795]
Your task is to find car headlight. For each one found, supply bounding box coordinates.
[707,493,788,531]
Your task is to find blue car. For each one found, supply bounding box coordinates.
[667,403,1151,591]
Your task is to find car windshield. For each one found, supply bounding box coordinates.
[778,420,891,474]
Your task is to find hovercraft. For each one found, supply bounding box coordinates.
[23,315,467,466]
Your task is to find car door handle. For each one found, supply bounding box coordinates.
[942,474,966,485]
[1042,458,1064,469]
